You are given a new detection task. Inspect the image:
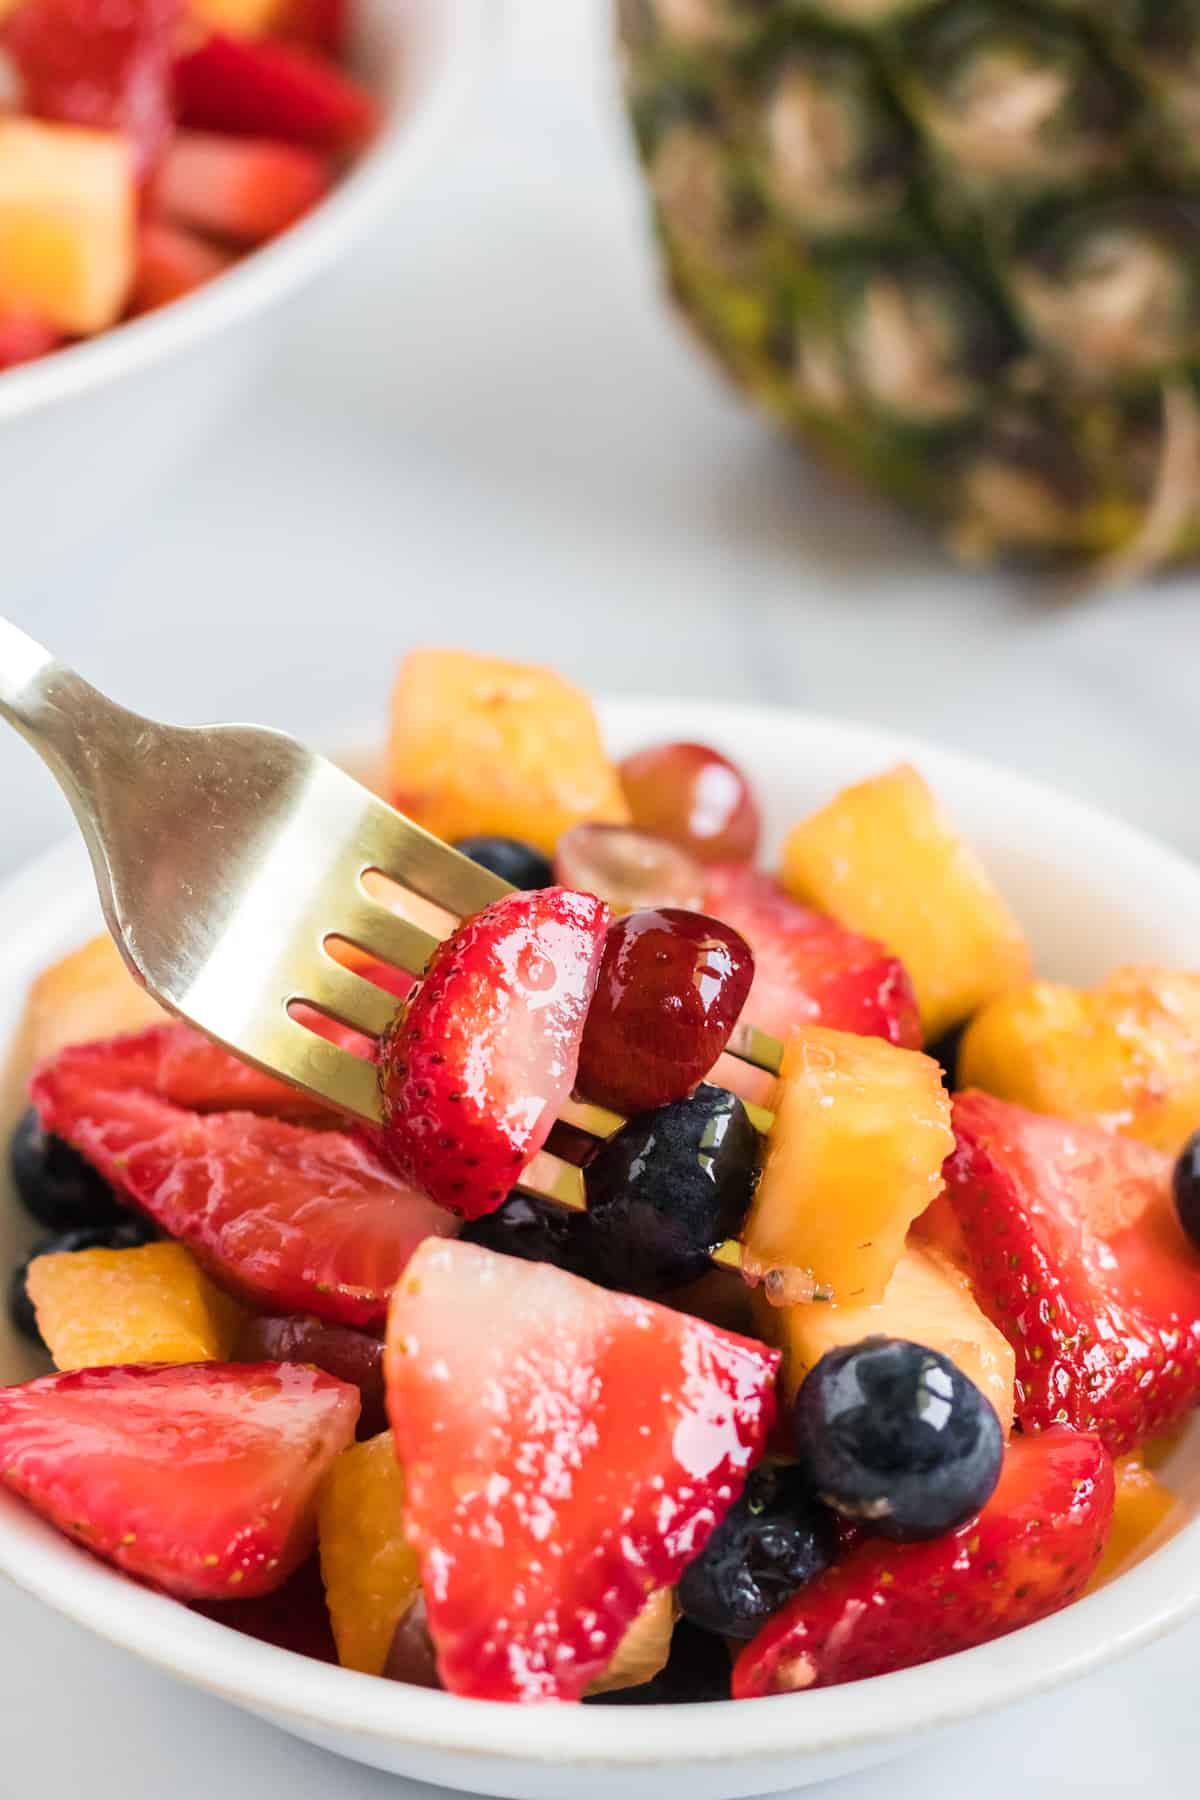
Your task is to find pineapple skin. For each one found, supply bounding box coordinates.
[617,0,1200,569]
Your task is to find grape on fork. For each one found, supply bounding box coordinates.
[0,619,782,1267]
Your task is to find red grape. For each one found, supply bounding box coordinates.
[576,908,754,1113]
[619,742,761,864]
[555,823,703,914]
[235,1313,386,1438]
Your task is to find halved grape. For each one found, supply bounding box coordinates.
[619,741,761,864]
[555,824,704,914]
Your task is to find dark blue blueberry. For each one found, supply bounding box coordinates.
[452,836,553,891]
[793,1336,1004,1542]
[10,1106,125,1232]
[1173,1130,1200,1252]
[925,1024,965,1089]
[461,1190,592,1280]
[581,1084,758,1296]
[678,1463,837,1640]
[7,1216,159,1348]
[583,1620,731,1705]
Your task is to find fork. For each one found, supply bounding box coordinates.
[0,618,782,1261]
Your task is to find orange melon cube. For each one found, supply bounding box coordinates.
[1088,1453,1177,1590]
[745,1025,953,1308]
[780,764,1030,1041]
[0,120,135,335]
[187,0,290,31]
[586,1589,677,1696]
[19,935,166,1068]
[318,1431,421,1676]
[960,968,1200,1155]
[25,1242,244,1370]
[756,1242,1015,1433]
[388,649,630,855]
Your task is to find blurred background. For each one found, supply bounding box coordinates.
[4,2,1200,1795]
[6,0,1200,879]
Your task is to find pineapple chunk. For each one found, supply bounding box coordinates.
[0,121,135,335]
[745,1024,954,1308]
[780,764,1030,1041]
[19,935,166,1068]
[187,0,290,32]
[1088,1453,1177,1591]
[960,968,1200,1154]
[388,649,630,855]
[318,1432,422,1677]
[757,1243,1015,1434]
[26,1243,244,1370]
[586,1589,678,1696]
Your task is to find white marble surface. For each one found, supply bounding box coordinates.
[3,1,1200,1793]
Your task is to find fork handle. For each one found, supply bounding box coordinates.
[0,616,137,878]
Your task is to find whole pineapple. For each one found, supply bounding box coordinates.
[617,0,1200,570]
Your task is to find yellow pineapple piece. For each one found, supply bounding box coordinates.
[780,764,1030,1041]
[0,121,135,335]
[586,1589,678,1696]
[26,1243,244,1370]
[388,649,630,855]
[1088,1453,1178,1590]
[318,1432,421,1677]
[745,1024,953,1308]
[187,0,290,32]
[19,935,166,1069]
[960,968,1200,1154]
[757,1242,1015,1433]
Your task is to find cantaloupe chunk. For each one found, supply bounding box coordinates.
[780,764,1030,1042]
[1088,1453,1177,1590]
[744,1024,954,1308]
[26,1242,244,1370]
[388,649,630,855]
[757,1242,1015,1434]
[586,1589,677,1696]
[0,120,135,335]
[318,1431,421,1676]
[960,968,1200,1154]
[20,935,166,1068]
[188,0,291,32]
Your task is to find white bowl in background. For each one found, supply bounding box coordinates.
[0,0,494,582]
[0,696,1197,1799]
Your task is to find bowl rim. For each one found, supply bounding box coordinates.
[0,0,498,425]
[0,692,1197,1775]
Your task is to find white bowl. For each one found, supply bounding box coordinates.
[0,696,1197,1800]
[0,0,493,581]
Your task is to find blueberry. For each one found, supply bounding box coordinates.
[583,1620,731,1705]
[7,1216,158,1348]
[581,1085,758,1296]
[925,1024,965,1089]
[462,1190,591,1280]
[793,1336,1004,1542]
[1173,1131,1200,1252]
[9,1106,125,1232]
[452,836,553,891]
[678,1463,837,1641]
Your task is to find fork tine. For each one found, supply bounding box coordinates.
[336,891,441,980]
[295,957,400,1040]
[225,1009,383,1125]
[353,797,512,919]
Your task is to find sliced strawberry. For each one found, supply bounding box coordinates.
[0,310,63,368]
[930,1092,1200,1456]
[132,220,235,312]
[0,1362,359,1599]
[155,131,329,245]
[3,0,179,176]
[174,32,375,151]
[702,866,921,1100]
[734,1427,1113,1695]
[36,1021,338,1123]
[386,1239,779,1702]
[32,1034,458,1327]
[379,888,609,1219]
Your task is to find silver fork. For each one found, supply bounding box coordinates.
[0,619,781,1252]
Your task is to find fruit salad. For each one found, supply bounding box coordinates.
[2,647,1197,1706]
[0,0,375,370]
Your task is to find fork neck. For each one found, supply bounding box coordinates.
[0,617,133,823]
